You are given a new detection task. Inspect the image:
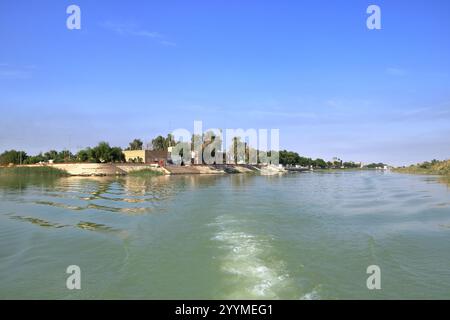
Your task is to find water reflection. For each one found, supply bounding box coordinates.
[76,221,117,232]
[0,174,60,193]
[8,214,68,228]
[439,176,450,188]
[7,213,128,239]
[0,174,227,220]
[28,176,184,215]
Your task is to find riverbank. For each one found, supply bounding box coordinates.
[0,163,260,177]
[0,166,68,176]
[393,160,450,176]
[0,163,397,177]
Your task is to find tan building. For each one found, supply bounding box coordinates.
[123,150,168,166]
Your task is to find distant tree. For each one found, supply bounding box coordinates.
[332,160,342,168]
[165,134,176,148]
[419,161,432,169]
[74,144,124,163]
[298,156,313,167]
[203,131,223,162]
[44,150,58,161]
[229,137,246,164]
[0,150,28,165]
[279,150,306,166]
[127,139,143,151]
[92,142,112,163]
[76,149,91,162]
[152,136,167,151]
[110,147,125,162]
[343,162,359,169]
[313,158,327,168]
[57,150,75,163]
[83,142,124,163]
[365,163,386,169]
[24,153,46,164]
[191,134,202,151]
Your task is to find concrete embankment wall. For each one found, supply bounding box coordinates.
[164,165,257,175]
[19,163,167,176]
[50,163,124,176]
[18,163,258,176]
[115,164,169,175]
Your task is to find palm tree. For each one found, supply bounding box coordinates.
[127,139,143,150]
[165,134,176,148]
[152,136,166,151]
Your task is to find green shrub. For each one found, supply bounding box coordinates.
[128,169,164,177]
[0,166,68,176]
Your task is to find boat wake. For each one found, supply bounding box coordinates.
[211,215,291,299]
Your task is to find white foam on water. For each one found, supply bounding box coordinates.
[300,289,321,300]
[212,215,291,299]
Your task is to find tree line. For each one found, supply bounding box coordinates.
[0,142,124,165]
[0,135,387,168]
[278,150,386,169]
[0,136,176,165]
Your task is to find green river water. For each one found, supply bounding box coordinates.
[0,171,449,299]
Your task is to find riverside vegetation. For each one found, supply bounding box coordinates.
[0,166,68,176]
[128,169,164,177]
[394,159,450,176]
[0,136,386,171]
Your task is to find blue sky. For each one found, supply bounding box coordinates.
[1,0,449,165]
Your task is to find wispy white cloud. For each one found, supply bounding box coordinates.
[160,40,177,47]
[396,101,450,121]
[100,21,176,46]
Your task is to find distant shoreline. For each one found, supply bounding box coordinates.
[393,160,450,177]
[0,163,261,177]
[0,163,395,178]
